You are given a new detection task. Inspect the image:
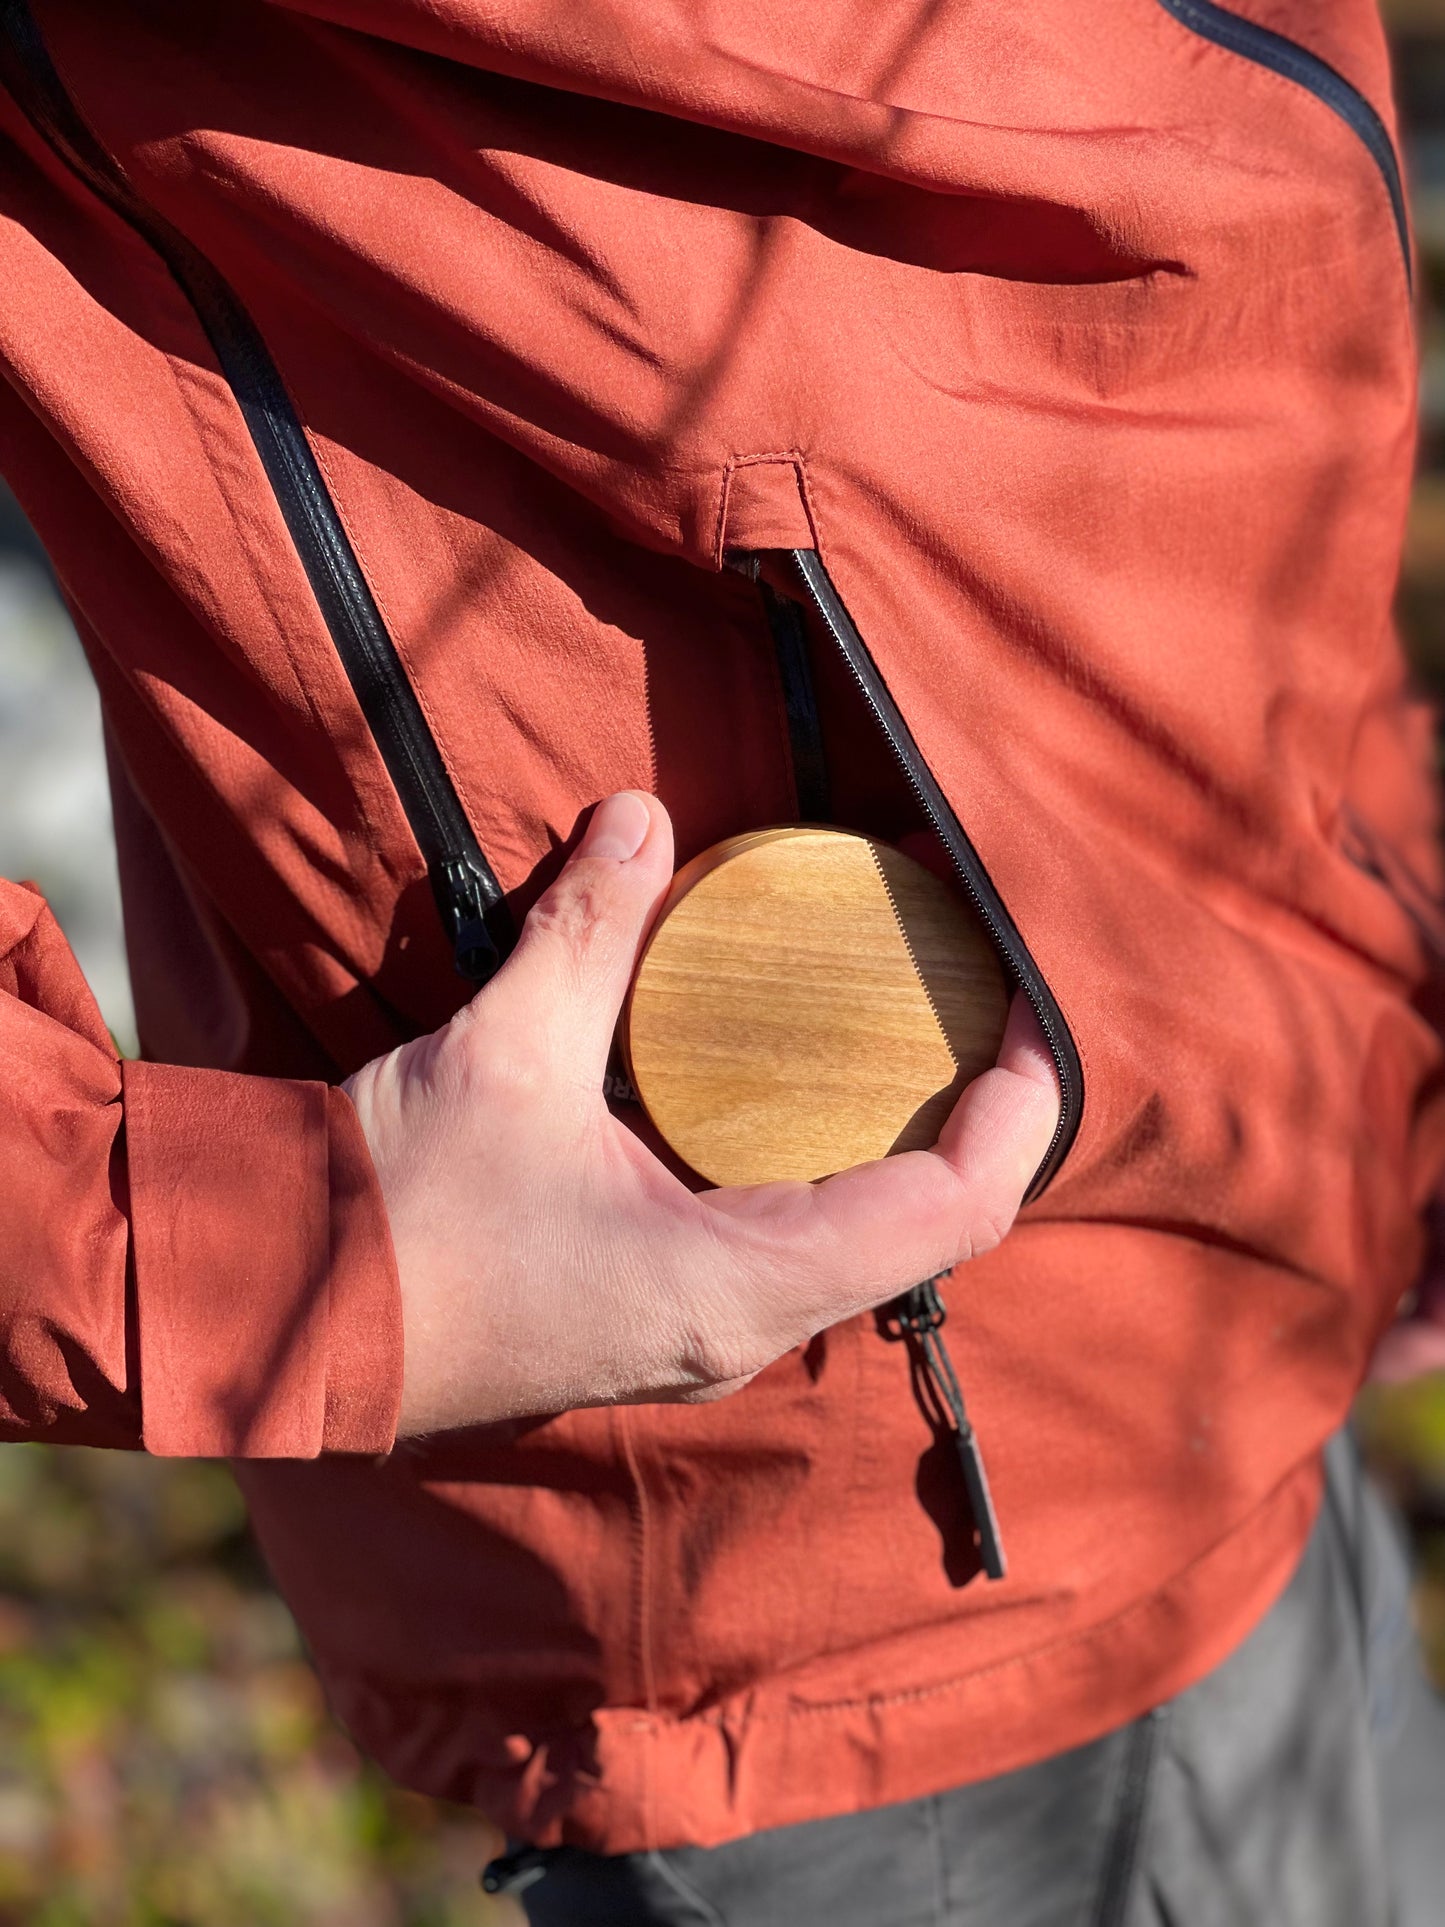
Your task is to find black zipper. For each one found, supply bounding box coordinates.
[753,548,1083,1199]
[1157,0,1411,286]
[744,550,1083,1583]
[758,579,832,823]
[0,0,510,983]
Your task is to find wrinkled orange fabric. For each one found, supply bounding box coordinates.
[1,0,1442,1853]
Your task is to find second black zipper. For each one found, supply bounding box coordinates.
[742,548,1083,1197]
[741,548,1086,1582]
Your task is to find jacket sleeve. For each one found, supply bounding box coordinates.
[0,878,403,1456]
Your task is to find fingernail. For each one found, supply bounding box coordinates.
[580,791,651,862]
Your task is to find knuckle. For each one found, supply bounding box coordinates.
[958,1206,1011,1265]
[682,1315,764,1391]
[455,1021,549,1107]
[527,878,614,972]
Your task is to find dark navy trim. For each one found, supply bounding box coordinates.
[1157,0,1411,286]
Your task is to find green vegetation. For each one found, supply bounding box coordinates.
[1357,1381,1445,1685]
[0,1445,510,1926]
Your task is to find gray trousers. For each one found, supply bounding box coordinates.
[501,1435,1445,1926]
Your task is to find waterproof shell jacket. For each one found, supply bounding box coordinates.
[0,0,1440,1855]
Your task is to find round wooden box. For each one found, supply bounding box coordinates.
[622,827,1009,1187]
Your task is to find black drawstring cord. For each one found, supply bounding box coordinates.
[481,1844,554,1894]
[892,1277,1007,1581]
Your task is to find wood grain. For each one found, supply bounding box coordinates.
[623,828,1009,1186]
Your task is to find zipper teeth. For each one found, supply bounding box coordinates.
[831,635,1073,1173]
[223,331,476,854]
[0,0,508,971]
[1156,0,1411,287]
[785,549,1080,1192]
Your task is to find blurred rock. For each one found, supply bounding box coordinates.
[0,497,134,1051]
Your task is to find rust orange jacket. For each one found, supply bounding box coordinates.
[1,0,1441,1854]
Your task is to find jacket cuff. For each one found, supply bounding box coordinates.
[123,1061,402,1457]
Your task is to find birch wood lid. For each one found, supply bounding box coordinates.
[622,827,1009,1187]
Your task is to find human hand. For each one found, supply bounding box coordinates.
[343,792,1062,1437]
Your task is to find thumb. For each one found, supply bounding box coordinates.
[477,791,675,1080]
[704,991,1061,1330]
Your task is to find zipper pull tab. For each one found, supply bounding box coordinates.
[897,1278,1007,1582]
[949,1412,1006,1583]
[481,1845,553,1895]
[431,853,502,985]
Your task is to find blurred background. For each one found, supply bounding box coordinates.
[1355,0,1445,1703]
[5,12,1445,1923]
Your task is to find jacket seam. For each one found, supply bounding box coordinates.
[616,1406,660,1849]
[1090,1708,1165,1927]
[604,1453,1317,1730]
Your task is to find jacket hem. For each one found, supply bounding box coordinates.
[329,1451,1323,1853]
